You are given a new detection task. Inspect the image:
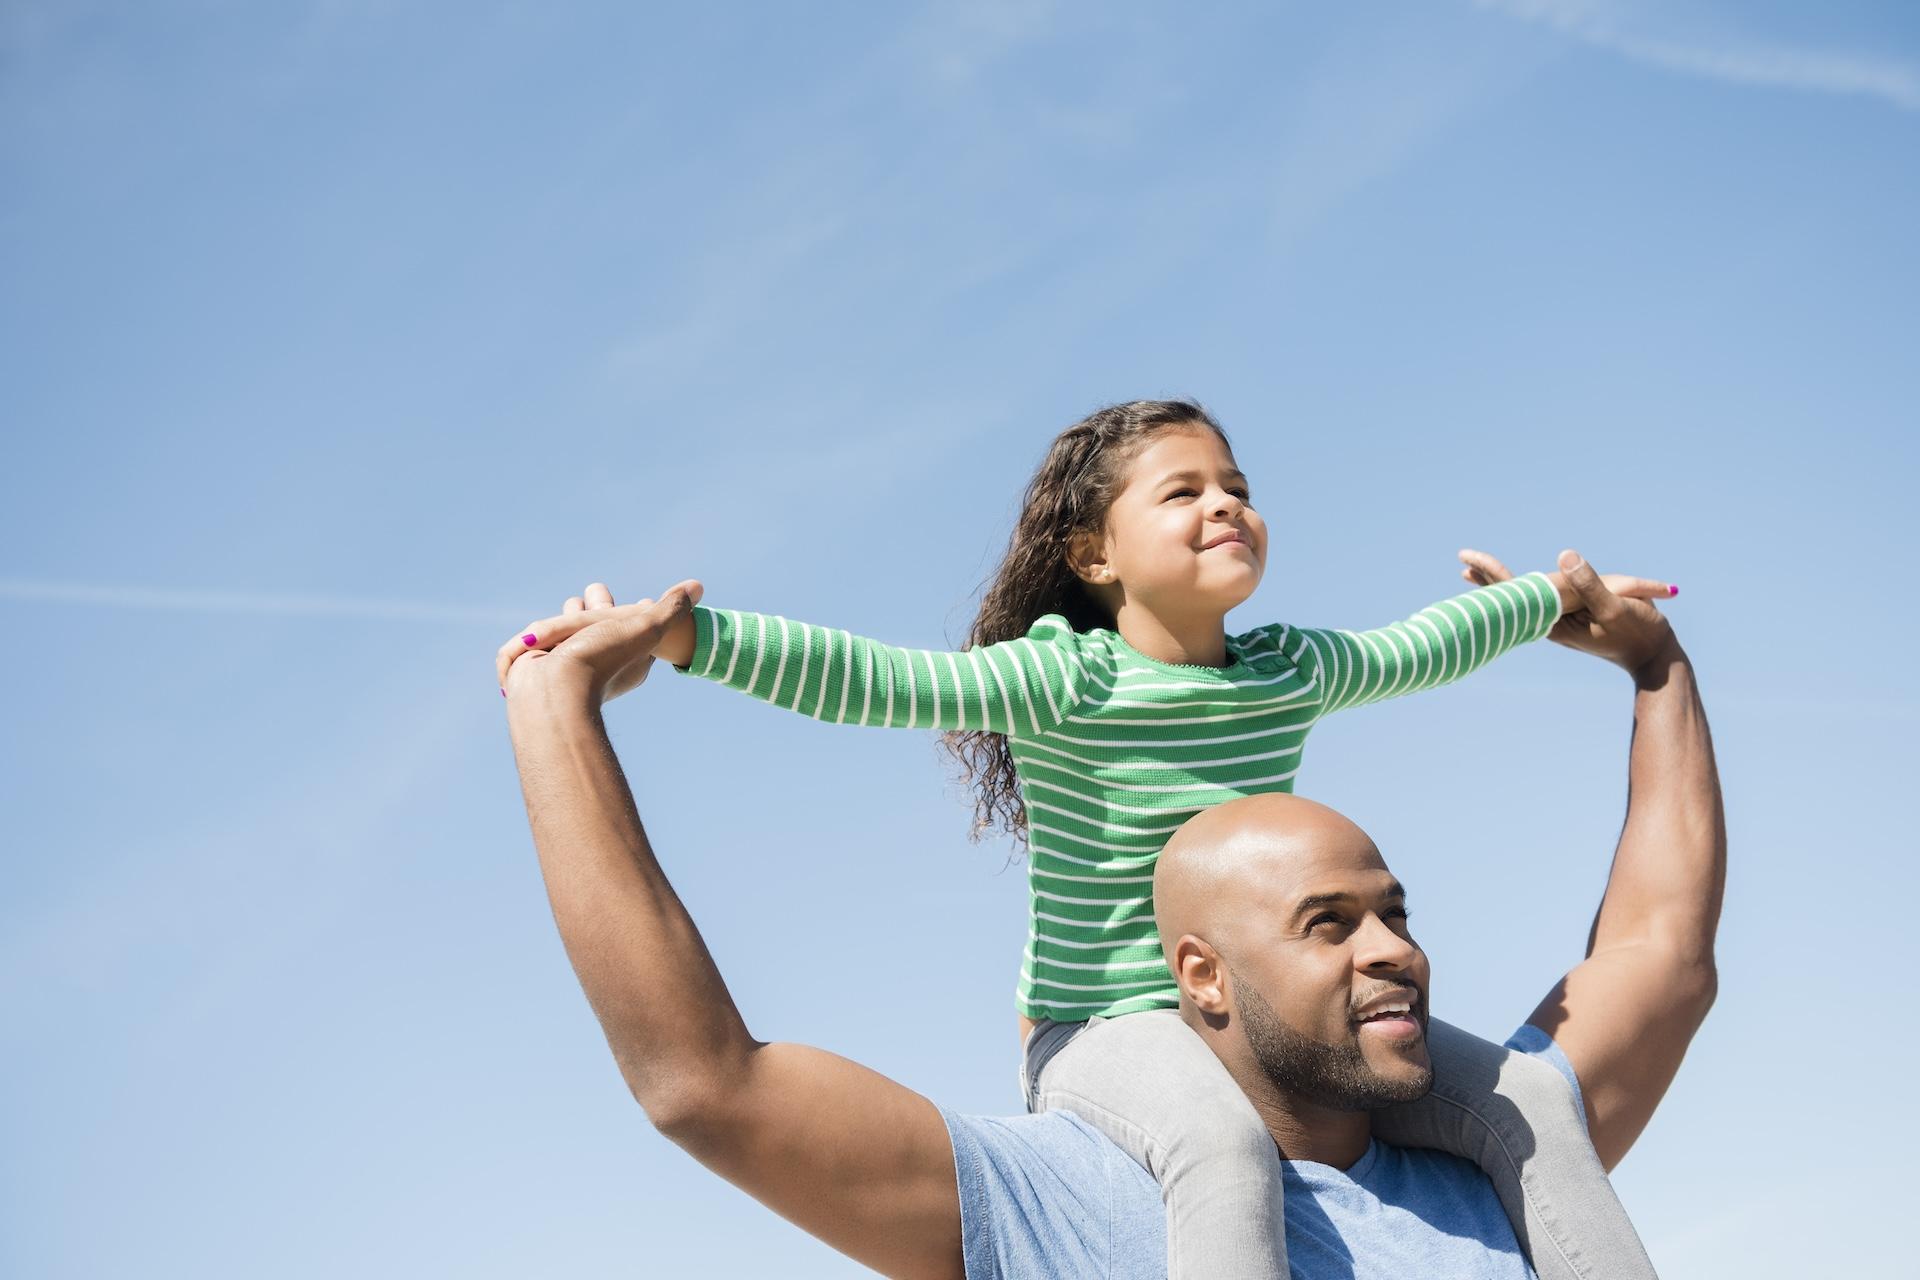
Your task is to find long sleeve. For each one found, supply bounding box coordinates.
[1290,572,1563,716]
[678,606,1088,737]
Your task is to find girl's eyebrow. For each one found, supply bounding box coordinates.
[1154,467,1248,486]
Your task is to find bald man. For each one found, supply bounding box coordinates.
[502,552,1722,1278]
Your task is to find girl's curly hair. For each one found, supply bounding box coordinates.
[943,399,1229,845]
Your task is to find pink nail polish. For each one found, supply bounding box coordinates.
[1668,585,1680,597]
[522,634,537,646]
[500,687,507,697]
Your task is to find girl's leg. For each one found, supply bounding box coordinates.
[1029,1008,1288,1280]
[1369,1018,1658,1280]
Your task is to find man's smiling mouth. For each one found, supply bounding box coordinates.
[1351,988,1423,1038]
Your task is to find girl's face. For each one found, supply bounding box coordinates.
[1077,426,1268,620]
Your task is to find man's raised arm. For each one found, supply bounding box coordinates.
[1522,553,1727,1171]
[502,583,964,1280]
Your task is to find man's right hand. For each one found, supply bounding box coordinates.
[1459,548,1678,682]
[1540,550,1679,682]
[497,579,703,704]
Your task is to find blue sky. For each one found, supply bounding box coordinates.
[3,2,1915,1275]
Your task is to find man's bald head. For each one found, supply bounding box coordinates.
[1154,792,1434,1115]
[1155,793,1387,956]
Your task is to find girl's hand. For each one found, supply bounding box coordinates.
[497,578,703,700]
[1458,548,1674,655]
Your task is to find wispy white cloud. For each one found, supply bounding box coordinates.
[0,676,490,1035]
[0,579,521,625]
[900,0,1064,90]
[1478,0,1920,111]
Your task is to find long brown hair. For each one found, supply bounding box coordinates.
[944,400,1229,844]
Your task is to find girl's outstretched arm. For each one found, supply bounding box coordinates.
[1290,571,1565,716]
[677,605,1090,737]
[504,594,1088,736]
[1283,552,1674,717]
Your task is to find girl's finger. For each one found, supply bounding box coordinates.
[1604,575,1678,600]
[497,609,595,687]
[584,582,615,610]
[564,596,586,614]
[1457,548,1515,583]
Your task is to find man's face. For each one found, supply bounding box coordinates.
[1227,856,1434,1110]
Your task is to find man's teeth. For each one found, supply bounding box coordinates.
[1360,1002,1412,1020]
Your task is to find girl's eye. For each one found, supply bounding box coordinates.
[1163,488,1197,501]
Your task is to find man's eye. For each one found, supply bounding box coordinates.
[1385,906,1410,920]
[1309,912,1346,931]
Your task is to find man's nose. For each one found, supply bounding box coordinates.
[1353,915,1417,972]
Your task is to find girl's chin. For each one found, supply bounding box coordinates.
[1207,575,1264,609]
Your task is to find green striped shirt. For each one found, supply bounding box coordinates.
[681,572,1562,1020]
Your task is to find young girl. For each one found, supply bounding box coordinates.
[509,400,1668,1277]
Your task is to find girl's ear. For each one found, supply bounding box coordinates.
[1067,529,1114,585]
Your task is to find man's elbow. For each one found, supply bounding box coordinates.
[621,1056,758,1152]
[1640,910,1718,1023]
[1668,947,1718,1027]
[634,1079,723,1140]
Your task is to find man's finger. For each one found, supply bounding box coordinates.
[497,608,607,684]
[1558,550,1624,620]
[589,581,703,659]
[660,578,703,609]
[611,580,701,640]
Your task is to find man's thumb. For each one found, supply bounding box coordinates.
[661,578,704,611]
[1557,550,1617,616]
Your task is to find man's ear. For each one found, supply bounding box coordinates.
[1172,935,1229,1014]
[1066,528,1114,587]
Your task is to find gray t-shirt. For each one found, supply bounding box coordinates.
[942,1026,1584,1279]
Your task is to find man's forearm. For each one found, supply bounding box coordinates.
[1526,640,1727,1168]
[1592,645,1727,969]
[508,673,755,1127]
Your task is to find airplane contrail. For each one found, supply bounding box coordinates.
[0,579,526,626]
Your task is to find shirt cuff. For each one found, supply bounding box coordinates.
[675,604,719,676]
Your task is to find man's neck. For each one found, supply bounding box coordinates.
[1208,1042,1374,1169]
[1247,1087,1374,1170]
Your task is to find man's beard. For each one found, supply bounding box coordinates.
[1232,967,1433,1111]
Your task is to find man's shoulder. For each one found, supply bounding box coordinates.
[940,1109,1163,1280]
[1504,1022,1588,1125]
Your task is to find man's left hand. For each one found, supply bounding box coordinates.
[496,579,703,704]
